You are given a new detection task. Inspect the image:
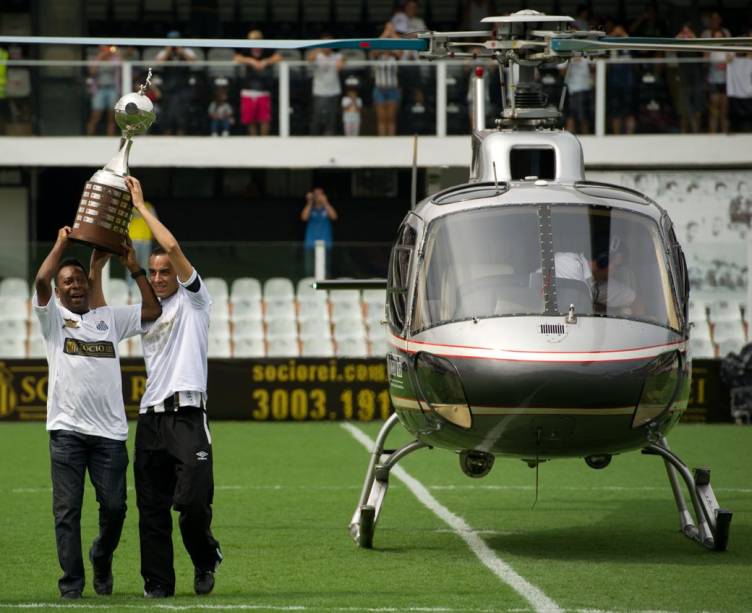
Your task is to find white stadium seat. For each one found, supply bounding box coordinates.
[264,277,295,301]
[232,319,264,340]
[267,318,298,340]
[210,300,230,322]
[298,300,329,322]
[296,277,327,302]
[362,288,386,315]
[301,338,335,357]
[336,337,368,357]
[331,300,362,322]
[231,300,263,322]
[208,336,232,358]
[231,277,262,303]
[267,337,299,357]
[687,301,707,322]
[334,318,366,341]
[0,337,26,358]
[210,319,231,339]
[234,337,266,358]
[709,298,742,323]
[329,289,361,305]
[264,300,296,322]
[689,338,715,358]
[690,321,712,341]
[299,318,332,341]
[28,335,46,358]
[713,320,746,343]
[0,317,27,339]
[0,278,29,300]
[204,277,229,302]
[718,338,744,357]
[369,337,389,357]
[367,322,387,342]
[0,297,28,320]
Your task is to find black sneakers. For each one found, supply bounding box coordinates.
[60,590,81,599]
[144,584,172,598]
[194,569,215,595]
[89,550,113,596]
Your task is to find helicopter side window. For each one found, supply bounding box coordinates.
[387,224,417,333]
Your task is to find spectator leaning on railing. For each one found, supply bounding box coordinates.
[234,29,282,136]
[155,31,197,136]
[307,37,344,136]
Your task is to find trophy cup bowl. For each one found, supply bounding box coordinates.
[69,83,155,254]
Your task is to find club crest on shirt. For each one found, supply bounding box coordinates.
[96,320,109,331]
[62,318,80,329]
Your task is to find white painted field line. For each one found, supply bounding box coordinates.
[0,604,529,612]
[341,423,562,613]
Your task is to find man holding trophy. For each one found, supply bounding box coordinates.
[34,233,162,599]
[83,71,223,597]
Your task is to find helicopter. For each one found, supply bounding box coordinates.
[4,9,750,553]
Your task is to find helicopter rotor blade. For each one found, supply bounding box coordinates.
[0,35,429,52]
[552,37,752,55]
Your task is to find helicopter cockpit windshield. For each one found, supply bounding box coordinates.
[412,204,680,332]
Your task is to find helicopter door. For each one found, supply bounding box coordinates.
[663,217,689,329]
[387,223,418,335]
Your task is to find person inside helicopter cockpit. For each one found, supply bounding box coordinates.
[552,236,637,312]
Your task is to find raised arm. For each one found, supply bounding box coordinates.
[35,227,70,307]
[88,249,111,309]
[301,191,314,221]
[125,176,194,283]
[120,238,162,322]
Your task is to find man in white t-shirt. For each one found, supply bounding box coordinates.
[307,41,344,135]
[34,227,161,599]
[121,176,222,598]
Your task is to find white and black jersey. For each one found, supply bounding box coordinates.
[373,56,399,89]
[32,294,142,441]
[139,269,211,411]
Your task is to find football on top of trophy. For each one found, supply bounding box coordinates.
[114,91,155,136]
[114,68,156,137]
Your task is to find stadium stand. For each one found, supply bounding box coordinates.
[302,337,335,357]
[268,337,300,357]
[689,337,715,358]
[0,278,30,300]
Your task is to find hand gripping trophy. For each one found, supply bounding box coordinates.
[69,69,156,254]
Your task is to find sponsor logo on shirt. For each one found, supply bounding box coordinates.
[96,320,109,331]
[63,338,116,358]
[62,318,80,329]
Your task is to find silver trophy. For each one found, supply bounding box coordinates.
[70,70,156,254]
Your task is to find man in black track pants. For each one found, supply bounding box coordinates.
[123,175,222,597]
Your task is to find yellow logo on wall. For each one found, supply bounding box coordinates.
[0,362,18,417]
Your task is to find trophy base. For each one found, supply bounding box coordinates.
[70,171,133,255]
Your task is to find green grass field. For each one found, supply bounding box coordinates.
[0,421,749,612]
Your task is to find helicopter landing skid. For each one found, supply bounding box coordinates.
[349,413,429,548]
[642,437,732,551]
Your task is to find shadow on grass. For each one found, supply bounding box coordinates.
[484,498,752,565]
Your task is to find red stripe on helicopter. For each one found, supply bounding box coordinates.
[387,333,685,363]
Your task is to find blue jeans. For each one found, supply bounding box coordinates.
[49,430,129,595]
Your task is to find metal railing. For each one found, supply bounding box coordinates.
[1,55,747,137]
